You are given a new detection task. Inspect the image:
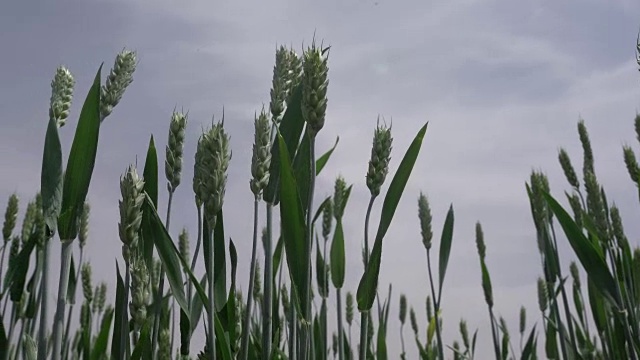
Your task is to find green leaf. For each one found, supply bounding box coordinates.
[293,130,313,212]
[111,262,126,360]
[376,322,388,360]
[190,275,207,333]
[264,84,305,205]
[330,220,345,289]
[142,194,191,318]
[57,65,103,240]
[272,235,284,282]
[437,205,454,305]
[41,116,63,235]
[140,135,158,272]
[142,136,158,207]
[213,210,227,311]
[520,325,537,360]
[214,313,233,360]
[5,234,36,302]
[315,136,339,176]
[66,255,77,304]
[315,234,329,298]
[357,122,429,311]
[543,192,620,307]
[277,130,309,319]
[91,307,114,360]
[312,196,331,226]
[229,238,238,290]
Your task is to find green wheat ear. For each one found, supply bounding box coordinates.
[129,253,151,330]
[2,193,19,243]
[100,49,137,121]
[49,66,75,128]
[81,263,93,303]
[399,294,407,325]
[537,277,548,312]
[301,40,329,137]
[165,110,188,192]
[118,164,145,264]
[250,107,271,198]
[200,119,231,228]
[366,117,393,197]
[418,192,433,250]
[78,202,90,249]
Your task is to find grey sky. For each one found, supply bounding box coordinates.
[2,0,640,358]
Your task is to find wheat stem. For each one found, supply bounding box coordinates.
[240,198,260,360]
[262,203,274,359]
[359,195,375,360]
[51,240,73,360]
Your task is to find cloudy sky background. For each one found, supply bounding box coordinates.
[2,0,640,358]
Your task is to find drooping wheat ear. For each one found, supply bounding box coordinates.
[475,222,486,261]
[193,133,207,207]
[21,199,37,244]
[366,117,393,197]
[409,307,418,336]
[93,282,107,314]
[301,41,329,137]
[78,202,90,249]
[270,46,290,124]
[80,301,90,329]
[200,120,231,228]
[253,262,262,301]
[399,294,407,325]
[537,277,548,312]
[635,114,640,144]
[9,235,20,266]
[418,192,433,250]
[322,197,333,240]
[165,111,188,192]
[100,49,137,121]
[529,171,552,235]
[567,193,583,228]
[577,119,595,176]
[286,48,303,104]
[558,148,579,189]
[519,306,526,334]
[3,193,19,243]
[610,204,628,248]
[476,223,492,307]
[178,227,190,263]
[49,66,75,128]
[129,253,151,330]
[81,263,93,303]
[333,176,347,220]
[623,145,639,183]
[345,292,353,326]
[584,171,608,240]
[636,32,640,71]
[250,108,272,198]
[118,164,145,264]
[459,320,470,349]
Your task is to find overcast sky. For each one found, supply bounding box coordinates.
[2,0,640,358]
